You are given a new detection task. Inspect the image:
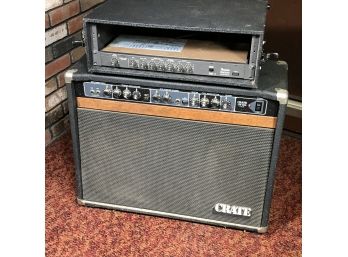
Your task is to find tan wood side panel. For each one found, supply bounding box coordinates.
[102,39,248,63]
[77,97,277,129]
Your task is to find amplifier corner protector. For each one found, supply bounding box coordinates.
[257,226,268,233]
[276,60,288,70]
[76,198,86,206]
[65,69,78,84]
[275,88,288,105]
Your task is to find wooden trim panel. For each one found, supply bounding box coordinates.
[77,97,277,128]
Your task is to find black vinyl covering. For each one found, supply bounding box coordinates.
[84,0,268,34]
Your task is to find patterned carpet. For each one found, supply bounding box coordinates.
[46,133,302,257]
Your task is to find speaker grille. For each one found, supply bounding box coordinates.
[77,108,275,227]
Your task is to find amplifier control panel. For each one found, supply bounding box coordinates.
[82,82,269,115]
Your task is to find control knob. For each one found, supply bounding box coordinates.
[190,94,200,107]
[211,96,220,108]
[200,95,210,108]
[129,59,138,69]
[143,93,150,101]
[132,89,142,100]
[103,87,112,96]
[162,91,171,103]
[149,61,157,71]
[139,60,148,70]
[183,64,193,74]
[188,64,194,73]
[165,63,174,72]
[157,62,165,71]
[111,54,119,67]
[122,87,132,99]
[174,64,184,73]
[113,87,122,98]
[152,90,161,101]
[181,97,189,105]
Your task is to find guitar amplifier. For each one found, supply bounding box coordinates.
[65,58,288,233]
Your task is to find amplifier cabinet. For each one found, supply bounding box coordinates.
[65,58,288,233]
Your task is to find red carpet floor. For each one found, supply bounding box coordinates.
[46,133,302,257]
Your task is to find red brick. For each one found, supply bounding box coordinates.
[46,0,63,12]
[45,14,50,29]
[56,70,66,88]
[49,0,80,26]
[45,86,67,112]
[51,115,70,138]
[46,104,64,128]
[67,13,84,34]
[45,77,57,96]
[70,46,85,63]
[62,100,69,114]
[45,24,67,46]
[45,53,71,80]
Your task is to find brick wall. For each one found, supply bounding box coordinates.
[45,0,104,146]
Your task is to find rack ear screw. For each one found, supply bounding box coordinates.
[267,4,271,10]
[72,40,85,47]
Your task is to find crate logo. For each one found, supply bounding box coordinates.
[214,203,252,217]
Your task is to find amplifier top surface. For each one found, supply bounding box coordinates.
[85,0,268,34]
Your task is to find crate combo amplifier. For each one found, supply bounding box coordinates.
[83,0,269,88]
[65,58,288,233]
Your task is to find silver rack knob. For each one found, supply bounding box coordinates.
[129,59,138,68]
[149,62,157,71]
[174,64,184,73]
[139,61,148,70]
[165,63,174,72]
[157,62,165,71]
[111,54,119,67]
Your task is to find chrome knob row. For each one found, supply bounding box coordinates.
[92,83,234,111]
[111,86,143,101]
[125,58,193,73]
